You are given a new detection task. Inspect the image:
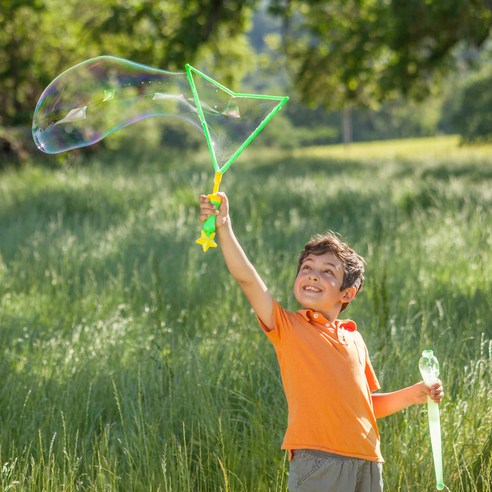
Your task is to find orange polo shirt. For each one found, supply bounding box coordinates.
[259,300,383,462]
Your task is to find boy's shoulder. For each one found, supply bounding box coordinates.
[275,300,362,334]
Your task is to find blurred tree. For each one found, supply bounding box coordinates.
[0,0,45,124]
[269,0,492,104]
[268,0,492,140]
[90,0,257,83]
[440,65,492,142]
[0,0,258,126]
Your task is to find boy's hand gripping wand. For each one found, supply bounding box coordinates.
[196,172,223,252]
[419,349,445,490]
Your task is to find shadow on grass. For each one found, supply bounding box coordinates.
[250,154,368,180]
[420,161,492,182]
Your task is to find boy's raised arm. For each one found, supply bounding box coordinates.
[199,193,274,330]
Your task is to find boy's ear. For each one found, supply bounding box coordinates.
[341,286,357,303]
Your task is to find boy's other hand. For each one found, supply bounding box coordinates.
[414,380,444,405]
[199,192,229,229]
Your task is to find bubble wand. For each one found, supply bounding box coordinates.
[419,349,445,490]
[184,64,288,252]
[32,56,289,253]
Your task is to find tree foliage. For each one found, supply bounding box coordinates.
[2,0,492,141]
[441,66,492,142]
[269,0,492,109]
[0,0,257,126]
[0,0,45,124]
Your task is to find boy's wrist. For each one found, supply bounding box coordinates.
[413,381,428,405]
[217,216,231,232]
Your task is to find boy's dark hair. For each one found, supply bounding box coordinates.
[297,231,366,312]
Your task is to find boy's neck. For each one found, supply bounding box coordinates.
[301,304,343,322]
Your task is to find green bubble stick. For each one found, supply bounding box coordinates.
[185,64,288,252]
[419,349,445,490]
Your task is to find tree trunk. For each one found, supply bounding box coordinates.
[342,106,353,145]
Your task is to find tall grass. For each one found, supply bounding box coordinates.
[0,136,490,491]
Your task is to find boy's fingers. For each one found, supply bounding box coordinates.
[199,194,219,208]
[201,205,219,215]
[198,193,225,228]
[199,208,218,220]
[198,194,219,224]
[429,382,444,403]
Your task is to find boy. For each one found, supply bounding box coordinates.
[198,192,444,492]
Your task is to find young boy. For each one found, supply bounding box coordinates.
[198,192,444,492]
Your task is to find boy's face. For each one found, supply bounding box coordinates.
[294,252,354,319]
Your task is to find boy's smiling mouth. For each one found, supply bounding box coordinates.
[303,285,322,293]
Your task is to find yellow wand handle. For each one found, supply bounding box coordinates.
[211,171,222,196]
[196,172,223,252]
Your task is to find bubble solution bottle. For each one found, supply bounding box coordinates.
[419,349,445,490]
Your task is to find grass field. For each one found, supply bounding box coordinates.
[0,135,491,491]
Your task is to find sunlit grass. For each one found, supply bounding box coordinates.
[0,137,490,490]
[293,134,492,160]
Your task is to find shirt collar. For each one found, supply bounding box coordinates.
[297,309,357,332]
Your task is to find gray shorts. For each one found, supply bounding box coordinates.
[288,449,383,492]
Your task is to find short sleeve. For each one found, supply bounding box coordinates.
[257,300,296,346]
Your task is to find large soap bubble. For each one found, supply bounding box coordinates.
[32,56,289,173]
[32,56,201,155]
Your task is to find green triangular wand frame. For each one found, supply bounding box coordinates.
[185,64,289,174]
[186,64,289,252]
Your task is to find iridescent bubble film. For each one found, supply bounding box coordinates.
[32,56,201,154]
[33,56,289,171]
